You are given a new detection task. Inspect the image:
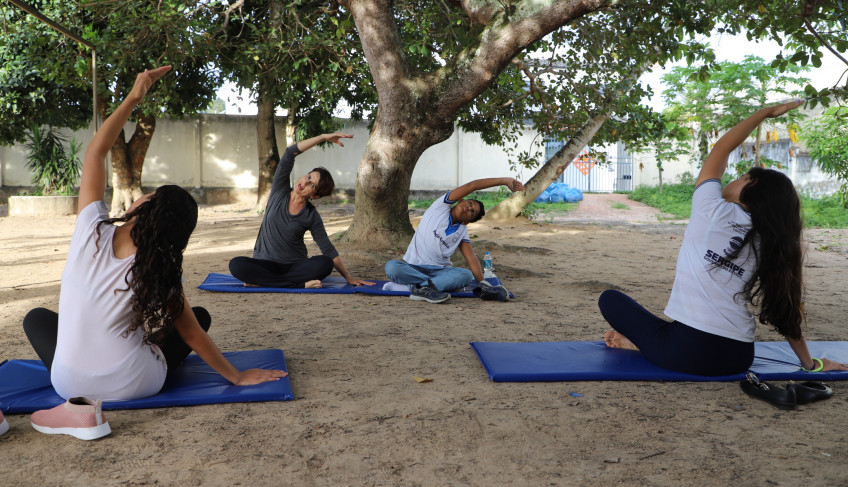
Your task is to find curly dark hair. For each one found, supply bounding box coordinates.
[732,167,805,339]
[96,185,198,344]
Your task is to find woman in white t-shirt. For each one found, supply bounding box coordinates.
[598,100,848,376]
[22,66,286,401]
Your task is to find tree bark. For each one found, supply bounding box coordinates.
[338,0,611,244]
[255,74,281,211]
[486,112,609,219]
[109,112,156,215]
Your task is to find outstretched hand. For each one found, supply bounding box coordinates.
[764,99,803,118]
[129,65,172,103]
[508,179,525,192]
[234,368,288,386]
[325,132,354,147]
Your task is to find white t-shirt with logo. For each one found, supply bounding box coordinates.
[664,180,758,342]
[403,193,470,267]
[51,201,167,401]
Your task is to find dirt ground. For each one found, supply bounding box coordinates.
[1,193,847,486]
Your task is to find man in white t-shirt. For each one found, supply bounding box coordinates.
[385,177,524,303]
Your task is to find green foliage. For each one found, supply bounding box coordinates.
[660,55,809,169]
[801,194,848,227]
[629,180,848,227]
[0,4,91,145]
[23,125,81,196]
[628,182,696,219]
[213,1,375,137]
[801,106,848,203]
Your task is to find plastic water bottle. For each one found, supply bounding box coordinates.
[483,251,495,279]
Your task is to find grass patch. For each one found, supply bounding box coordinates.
[628,182,848,228]
[610,202,630,210]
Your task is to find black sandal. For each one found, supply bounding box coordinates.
[786,381,833,405]
[740,372,796,410]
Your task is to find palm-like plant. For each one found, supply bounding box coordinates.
[23,125,81,196]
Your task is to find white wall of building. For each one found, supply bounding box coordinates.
[0,116,536,194]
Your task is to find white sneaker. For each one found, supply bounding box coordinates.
[0,410,9,437]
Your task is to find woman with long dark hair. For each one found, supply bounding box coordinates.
[23,66,286,439]
[599,100,848,376]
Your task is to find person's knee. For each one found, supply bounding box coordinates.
[598,289,623,310]
[385,259,404,278]
[316,255,334,274]
[23,308,57,332]
[191,306,211,331]
[228,256,248,277]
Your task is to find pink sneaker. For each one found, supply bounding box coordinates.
[31,397,111,440]
[0,410,9,437]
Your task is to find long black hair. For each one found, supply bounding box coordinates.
[96,185,198,343]
[735,167,805,339]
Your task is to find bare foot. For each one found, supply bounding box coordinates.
[604,331,639,351]
[305,280,322,289]
[243,283,260,287]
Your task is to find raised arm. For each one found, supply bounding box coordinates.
[173,296,287,384]
[78,66,172,211]
[296,132,353,153]
[448,177,524,202]
[696,100,803,186]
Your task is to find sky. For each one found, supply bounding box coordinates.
[215,32,848,116]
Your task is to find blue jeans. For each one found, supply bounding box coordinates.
[385,260,473,292]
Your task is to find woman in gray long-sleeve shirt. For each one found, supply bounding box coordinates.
[229,133,374,288]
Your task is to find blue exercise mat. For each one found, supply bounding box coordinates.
[470,341,848,382]
[355,277,515,298]
[198,273,356,294]
[0,349,293,414]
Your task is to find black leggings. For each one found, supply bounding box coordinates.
[229,255,333,288]
[22,306,212,373]
[598,289,754,376]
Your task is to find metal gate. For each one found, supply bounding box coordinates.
[546,141,633,193]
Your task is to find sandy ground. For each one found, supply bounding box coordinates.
[2,193,848,486]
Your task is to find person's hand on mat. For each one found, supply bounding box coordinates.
[348,278,376,286]
[324,132,353,147]
[507,179,525,192]
[234,368,288,385]
[819,357,848,372]
[128,65,172,103]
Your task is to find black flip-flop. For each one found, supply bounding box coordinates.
[786,381,833,405]
[740,373,796,410]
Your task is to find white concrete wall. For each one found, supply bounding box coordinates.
[0,116,534,192]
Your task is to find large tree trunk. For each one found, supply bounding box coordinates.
[110,112,156,215]
[255,74,281,211]
[487,113,609,219]
[340,0,610,244]
[338,117,452,246]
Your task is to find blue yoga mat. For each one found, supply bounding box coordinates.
[470,341,848,382]
[198,273,356,294]
[355,277,515,298]
[0,349,293,414]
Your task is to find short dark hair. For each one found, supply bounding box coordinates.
[469,199,485,223]
[311,167,335,198]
